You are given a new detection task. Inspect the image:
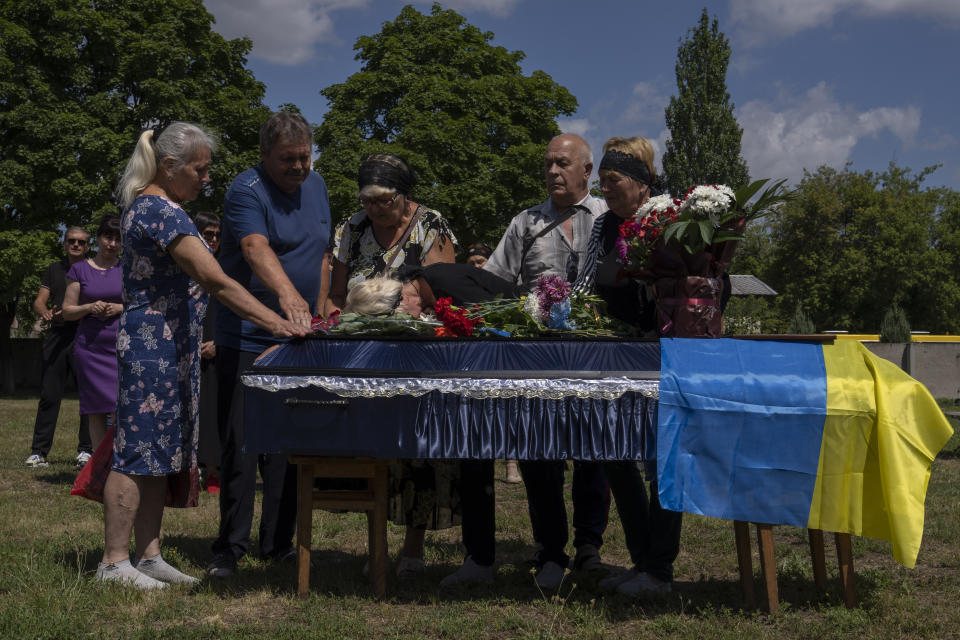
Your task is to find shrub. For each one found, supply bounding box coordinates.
[789,305,816,334]
[880,304,911,343]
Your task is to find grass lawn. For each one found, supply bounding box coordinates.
[1,394,958,639]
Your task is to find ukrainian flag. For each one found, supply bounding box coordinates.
[657,338,954,567]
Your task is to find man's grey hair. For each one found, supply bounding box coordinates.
[260,111,312,155]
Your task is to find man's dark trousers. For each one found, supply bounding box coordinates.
[29,327,91,457]
[212,346,297,560]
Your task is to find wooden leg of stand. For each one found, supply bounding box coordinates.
[297,462,314,599]
[834,533,857,608]
[756,524,778,614]
[734,520,756,608]
[808,529,827,591]
[368,462,389,598]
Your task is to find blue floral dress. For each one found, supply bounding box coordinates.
[114,194,208,476]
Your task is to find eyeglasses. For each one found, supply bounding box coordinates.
[202,230,221,240]
[65,238,88,246]
[358,193,399,208]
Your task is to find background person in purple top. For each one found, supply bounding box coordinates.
[62,215,123,449]
[208,111,332,577]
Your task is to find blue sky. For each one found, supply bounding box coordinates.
[203,0,960,191]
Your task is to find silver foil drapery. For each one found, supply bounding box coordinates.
[241,374,660,400]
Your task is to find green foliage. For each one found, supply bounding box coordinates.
[763,163,958,332]
[723,296,786,335]
[0,0,271,231]
[662,9,750,195]
[465,293,624,337]
[880,304,911,343]
[789,305,815,334]
[0,230,59,332]
[313,4,577,247]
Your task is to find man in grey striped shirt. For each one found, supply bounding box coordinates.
[484,134,606,287]
[441,134,610,590]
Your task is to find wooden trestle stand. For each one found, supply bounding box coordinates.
[292,456,392,598]
[734,521,857,613]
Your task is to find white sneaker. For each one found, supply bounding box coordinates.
[534,561,568,590]
[616,571,672,596]
[24,454,49,468]
[439,556,494,587]
[96,560,167,590]
[75,452,92,468]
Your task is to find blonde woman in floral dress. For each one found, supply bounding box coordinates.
[96,122,306,590]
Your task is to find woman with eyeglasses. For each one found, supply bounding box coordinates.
[62,214,123,449]
[192,211,222,495]
[326,153,458,579]
[326,153,456,312]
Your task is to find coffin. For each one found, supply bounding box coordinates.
[242,337,660,460]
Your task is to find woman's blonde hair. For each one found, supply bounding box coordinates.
[358,184,397,201]
[344,277,403,316]
[116,122,217,209]
[601,137,655,179]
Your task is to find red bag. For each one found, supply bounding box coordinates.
[71,426,201,508]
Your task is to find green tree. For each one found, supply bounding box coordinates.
[764,163,955,333]
[662,8,749,196]
[0,230,58,392]
[788,305,815,334]
[313,4,578,247]
[879,304,911,343]
[0,0,271,230]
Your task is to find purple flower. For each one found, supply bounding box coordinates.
[615,237,629,263]
[533,275,572,321]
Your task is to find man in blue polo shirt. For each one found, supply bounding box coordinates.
[208,111,331,577]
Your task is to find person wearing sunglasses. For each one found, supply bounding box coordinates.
[192,211,222,497]
[24,227,94,469]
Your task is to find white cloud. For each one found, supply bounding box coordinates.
[558,118,594,137]
[652,128,670,174]
[622,82,671,124]
[408,0,522,17]
[206,0,367,65]
[737,82,921,183]
[731,0,960,45]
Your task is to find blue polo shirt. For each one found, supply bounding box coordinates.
[216,164,331,352]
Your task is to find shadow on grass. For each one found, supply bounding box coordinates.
[34,470,80,486]
[55,531,881,619]
[937,448,960,460]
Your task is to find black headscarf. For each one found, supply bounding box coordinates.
[357,153,418,195]
[598,149,667,196]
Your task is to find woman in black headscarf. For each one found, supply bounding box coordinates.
[574,136,680,597]
[326,153,459,578]
[327,153,457,312]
